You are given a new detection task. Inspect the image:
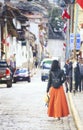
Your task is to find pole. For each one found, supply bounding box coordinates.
[0,24,1,59]
[66,4,70,60]
[4,18,7,60]
[72,3,79,94]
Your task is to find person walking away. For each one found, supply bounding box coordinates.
[46,60,69,120]
[35,57,38,68]
[68,61,72,92]
[75,62,81,92]
[78,61,83,91]
[64,59,69,93]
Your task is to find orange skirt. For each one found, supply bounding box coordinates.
[47,86,69,118]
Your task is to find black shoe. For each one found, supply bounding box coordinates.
[58,117,60,120]
[55,117,60,121]
[66,88,68,93]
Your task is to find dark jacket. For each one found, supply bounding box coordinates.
[75,62,81,78]
[46,69,66,92]
[64,63,69,76]
[68,61,72,77]
[79,63,83,76]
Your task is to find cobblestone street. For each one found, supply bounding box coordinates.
[0,69,77,130]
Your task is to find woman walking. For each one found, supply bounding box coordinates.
[46,60,69,120]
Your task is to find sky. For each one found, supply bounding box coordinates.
[48,0,58,3]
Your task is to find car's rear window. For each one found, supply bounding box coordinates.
[44,60,52,64]
[15,69,27,74]
[0,61,8,67]
[43,60,52,69]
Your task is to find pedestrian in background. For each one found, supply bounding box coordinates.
[68,61,73,92]
[78,60,83,91]
[46,60,69,120]
[64,59,69,93]
[75,61,81,92]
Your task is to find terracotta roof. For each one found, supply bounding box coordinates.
[2,4,28,22]
[2,4,29,37]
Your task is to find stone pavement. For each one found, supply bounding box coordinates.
[68,91,83,130]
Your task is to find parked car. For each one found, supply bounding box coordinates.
[40,58,53,81]
[0,60,12,88]
[13,68,31,83]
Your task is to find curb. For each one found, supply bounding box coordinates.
[68,92,83,130]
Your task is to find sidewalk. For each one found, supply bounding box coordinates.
[68,91,83,130]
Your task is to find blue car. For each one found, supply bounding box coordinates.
[13,68,31,83]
